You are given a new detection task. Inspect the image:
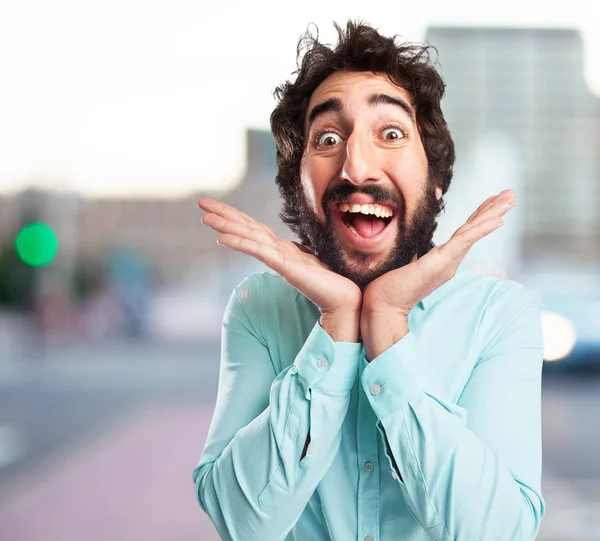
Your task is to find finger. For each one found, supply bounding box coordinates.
[202,212,277,246]
[420,192,512,280]
[458,216,504,246]
[447,215,504,257]
[462,196,515,234]
[217,234,289,274]
[438,210,505,262]
[465,190,514,224]
[198,198,278,239]
[198,199,260,228]
[466,190,516,224]
[465,195,496,223]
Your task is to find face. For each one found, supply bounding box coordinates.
[298,70,443,288]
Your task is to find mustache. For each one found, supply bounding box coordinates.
[322,183,405,210]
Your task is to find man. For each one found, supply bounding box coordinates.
[193,21,544,541]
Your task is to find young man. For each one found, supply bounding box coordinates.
[193,21,544,541]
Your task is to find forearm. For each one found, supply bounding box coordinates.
[361,327,544,541]
[195,369,352,540]
[194,322,361,541]
[377,398,543,540]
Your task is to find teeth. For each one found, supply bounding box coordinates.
[338,202,393,218]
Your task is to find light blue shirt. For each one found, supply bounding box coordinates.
[193,265,545,541]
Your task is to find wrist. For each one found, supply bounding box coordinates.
[320,310,361,343]
[361,313,409,361]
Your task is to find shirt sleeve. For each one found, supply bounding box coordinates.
[360,282,545,541]
[192,275,362,541]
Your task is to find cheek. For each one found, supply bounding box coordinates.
[300,157,330,218]
[386,157,427,217]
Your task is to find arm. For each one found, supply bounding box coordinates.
[360,283,545,541]
[193,276,362,541]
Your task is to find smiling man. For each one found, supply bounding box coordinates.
[298,72,441,290]
[193,21,545,541]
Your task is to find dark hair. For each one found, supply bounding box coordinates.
[270,20,455,244]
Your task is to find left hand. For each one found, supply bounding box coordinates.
[362,189,516,319]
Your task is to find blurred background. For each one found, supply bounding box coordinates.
[1,1,599,540]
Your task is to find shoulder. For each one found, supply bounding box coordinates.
[454,267,544,360]
[232,271,299,306]
[228,271,304,326]
[454,266,540,312]
[227,272,318,363]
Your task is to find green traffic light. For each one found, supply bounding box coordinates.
[15,222,59,267]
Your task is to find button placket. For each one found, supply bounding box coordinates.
[357,373,380,541]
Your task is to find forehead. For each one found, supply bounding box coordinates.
[307,70,414,113]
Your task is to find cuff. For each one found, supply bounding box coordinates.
[294,321,362,393]
[361,330,425,418]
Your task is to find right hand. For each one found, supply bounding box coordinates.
[198,198,362,321]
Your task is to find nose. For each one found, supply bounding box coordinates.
[340,133,382,186]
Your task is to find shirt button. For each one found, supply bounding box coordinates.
[317,358,328,369]
[307,444,316,455]
[391,469,398,480]
[365,537,374,541]
[364,461,374,472]
[370,383,381,396]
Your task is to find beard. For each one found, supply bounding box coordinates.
[296,181,440,289]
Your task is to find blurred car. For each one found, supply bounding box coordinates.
[519,271,600,374]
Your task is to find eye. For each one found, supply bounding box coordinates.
[317,132,343,147]
[382,127,405,141]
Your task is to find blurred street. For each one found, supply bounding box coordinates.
[0,341,598,541]
[1,5,599,540]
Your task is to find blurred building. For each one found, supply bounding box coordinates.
[426,26,600,271]
[0,129,283,294]
[0,195,20,237]
[3,28,599,294]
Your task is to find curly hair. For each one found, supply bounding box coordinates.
[270,20,455,244]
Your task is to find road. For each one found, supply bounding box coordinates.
[0,340,598,541]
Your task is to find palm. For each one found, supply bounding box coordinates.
[364,244,464,315]
[363,189,517,315]
[198,199,362,315]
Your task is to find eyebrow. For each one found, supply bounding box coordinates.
[307,97,343,129]
[306,92,416,131]
[368,93,415,125]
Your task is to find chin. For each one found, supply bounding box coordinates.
[335,254,399,289]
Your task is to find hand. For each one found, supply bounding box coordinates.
[198,199,362,341]
[361,189,516,358]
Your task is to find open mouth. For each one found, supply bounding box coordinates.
[336,202,394,239]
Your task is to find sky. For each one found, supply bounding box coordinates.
[0,0,598,198]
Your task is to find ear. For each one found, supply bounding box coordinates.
[435,186,442,200]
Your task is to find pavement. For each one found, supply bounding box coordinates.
[0,399,221,541]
